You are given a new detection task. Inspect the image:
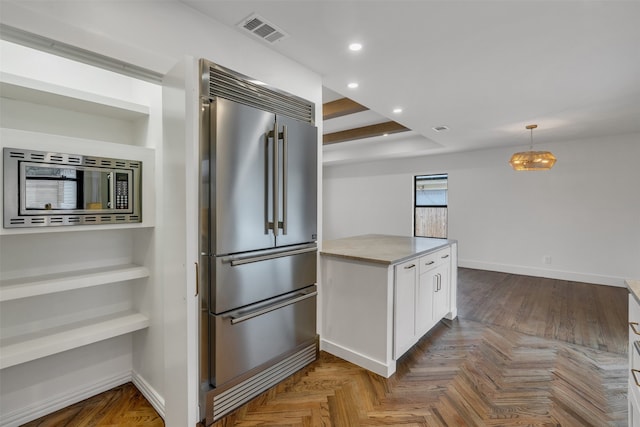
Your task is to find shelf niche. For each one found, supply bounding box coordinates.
[0,71,150,120]
[0,264,150,302]
[0,311,149,369]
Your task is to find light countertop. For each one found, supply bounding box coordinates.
[627,279,640,304]
[320,234,456,265]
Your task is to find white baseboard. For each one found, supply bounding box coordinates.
[458,259,627,288]
[320,338,395,378]
[0,371,131,427]
[132,370,165,419]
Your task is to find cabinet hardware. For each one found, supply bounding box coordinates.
[195,262,199,297]
[632,369,640,387]
[425,261,435,266]
[441,254,450,259]
[630,322,640,335]
[404,264,416,269]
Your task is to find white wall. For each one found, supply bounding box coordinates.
[0,2,322,426]
[323,133,640,287]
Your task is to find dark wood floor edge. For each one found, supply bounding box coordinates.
[456,267,628,355]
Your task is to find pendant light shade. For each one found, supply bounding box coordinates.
[509,124,556,171]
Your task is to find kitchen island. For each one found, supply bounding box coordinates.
[320,234,457,377]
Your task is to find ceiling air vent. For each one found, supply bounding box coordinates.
[238,13,289,44]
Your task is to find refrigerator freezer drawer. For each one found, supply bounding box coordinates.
[212,245,317,313]
[209,285,317,386]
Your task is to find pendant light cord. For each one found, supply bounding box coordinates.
[526,124,537,150]
[530,127,534,150]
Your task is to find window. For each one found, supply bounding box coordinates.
[414,174,448,238]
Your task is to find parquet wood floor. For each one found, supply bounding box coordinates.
[457,268,628,354]
[22,268,629,426]
[20,382,163,427]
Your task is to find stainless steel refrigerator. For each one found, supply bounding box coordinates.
[198,60,318,424]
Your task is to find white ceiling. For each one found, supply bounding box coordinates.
[181,1,640,164]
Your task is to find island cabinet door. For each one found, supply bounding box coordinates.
[416,268,436,337]
[432,263,450,322]
[394,259,418,358]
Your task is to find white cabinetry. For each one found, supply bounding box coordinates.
[394,246,452,359]
[0,41,161,426]
[394,260,418,357]
[321,238,457,378]
[426,246,451,325]
[629,291,640,426]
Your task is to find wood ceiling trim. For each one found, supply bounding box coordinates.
[323,98,369,120]
[323,121,409,145]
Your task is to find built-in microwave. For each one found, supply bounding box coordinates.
[3,148,141,228]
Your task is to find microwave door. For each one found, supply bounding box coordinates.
[22,164,83,212]
[21,163,127,214]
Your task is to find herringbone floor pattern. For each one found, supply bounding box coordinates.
[20,382,163,427]
[207,269,628,426]
[210,319,627,426]
[23,268,629,426]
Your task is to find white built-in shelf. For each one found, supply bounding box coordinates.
[0,72,149,119]
[0,311,149,369]
[0,223,155,236]
[0,264,149,302]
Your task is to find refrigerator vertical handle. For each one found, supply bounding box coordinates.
[264,132,270,235]
[272,120,279,237]
[281,124,288,235]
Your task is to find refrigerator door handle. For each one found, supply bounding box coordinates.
[281,124,288,235]
[221,243,317,266]
[226,290,317,324]
[264,131,270,235]
[271,120,279,237]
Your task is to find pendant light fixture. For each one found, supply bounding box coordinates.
[509,124,556,171]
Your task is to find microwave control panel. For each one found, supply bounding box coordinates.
[115,172,129,210]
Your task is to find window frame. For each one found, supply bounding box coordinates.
[413,173,448,238]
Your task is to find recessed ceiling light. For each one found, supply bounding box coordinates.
[349,42,362,51]
[393,107,403,114]
[347,82,359,89]
[432,125,449,132]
